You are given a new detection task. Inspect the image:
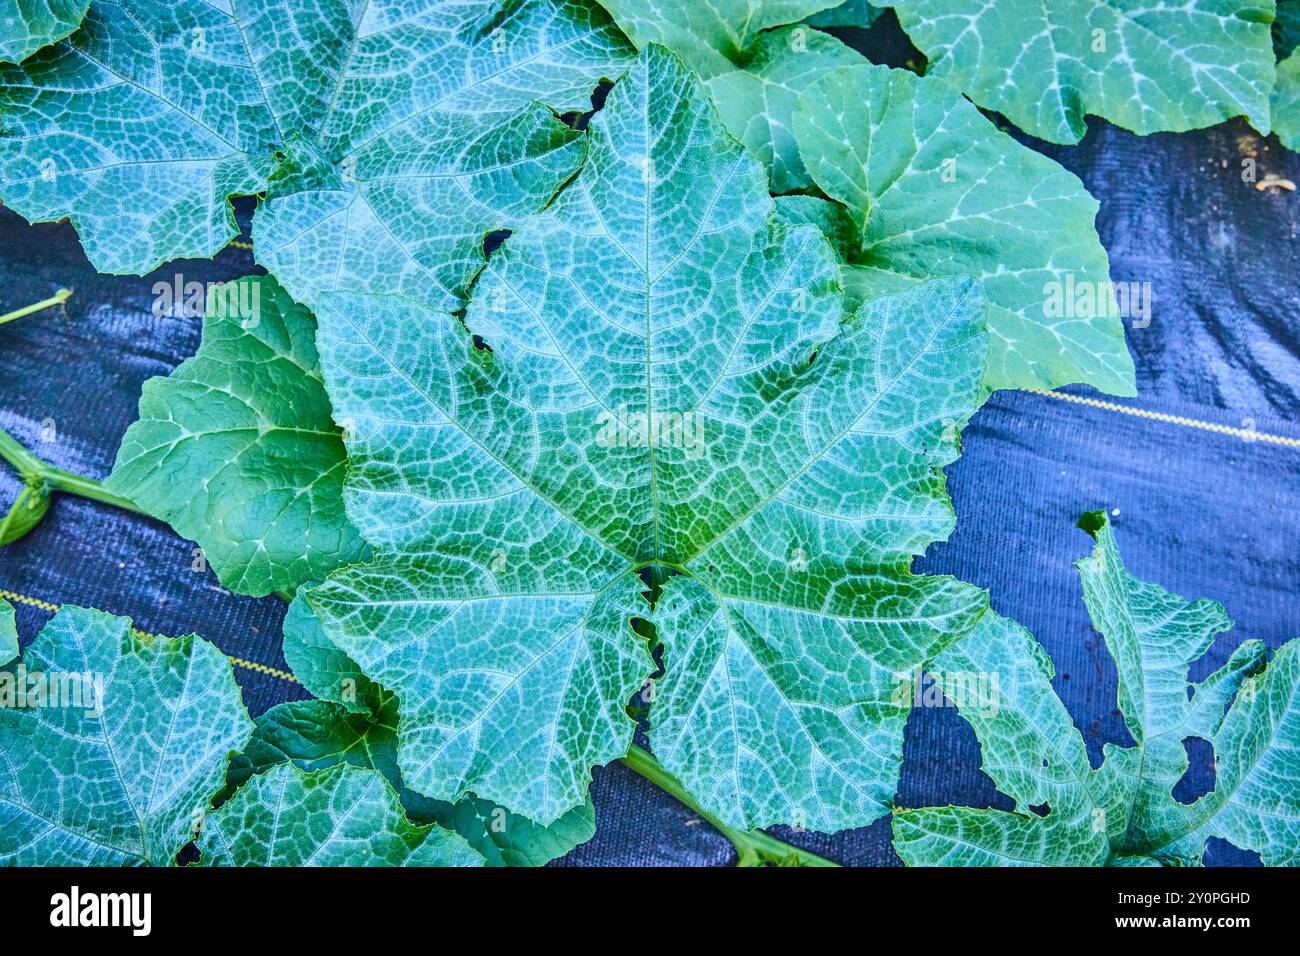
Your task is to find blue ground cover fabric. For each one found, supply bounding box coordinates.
[0,12,1296,866]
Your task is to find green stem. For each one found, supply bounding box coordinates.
[0,289,71,327]
[0,425,142,515]
[620,744,839,867]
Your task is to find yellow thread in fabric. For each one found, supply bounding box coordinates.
[0,587,299,683]
[1022,388,1300,449]
[0,587,59,612]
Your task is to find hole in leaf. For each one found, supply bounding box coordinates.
[1028,802,1050,818]
[176,842,200,865]
[482,229,511,258]
[471,334,493,353]
[1203,836,1263,866]
[1172,736,1216,805]
[559,79,614,130]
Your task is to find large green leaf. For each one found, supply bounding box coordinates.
[0,0,87,63]
[0,606,253,865]
[597,2,867,192]
[594,0,839,77]
[0,0,631,293]
[888,0,1276,144]
[707,27,865,192]
[789,63,1136,395]
[198,763,482,866]
[305,45,989,831]
[225,697,597,865]
[108,276,367,597]
[894,514,1298,866]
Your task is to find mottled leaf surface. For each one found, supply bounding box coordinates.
[894,611,1113,866]
[0,0,631,290]
[1196,641,1300,865]
[889,0,1276,144]
[307,45,989,831]
[253,0,634,311]
[199,763,482,866]
[0,607,252,865]
[0,0,87,63]
[790,64,1135,395]
[0,0,278,273]
[894,514,1298,866]
[108,277,367,597]
[0,598,15,665]
[226,697,597,865]
[281,589,385,713]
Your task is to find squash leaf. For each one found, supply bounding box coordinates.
[887,0,1276,145]
[597,2,866,192]
[789,63,1136,395]
[281,589,386,713]
[304,45,989,832]
[108,276,368,597]
[594,0,840,78]
[707,27,865,192]
[893,513,1299,866]
[0,606,253,865]
[0,598,15,666]
[0,0,631,292]
[198,763,483,866]
[225,695,597,866]
[0,0,87,63]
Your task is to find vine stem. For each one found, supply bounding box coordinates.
[0,436,841,866]
[620,744,839,867]
[0,289,72,327]
[0,426,141,514]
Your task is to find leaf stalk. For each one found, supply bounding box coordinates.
[0,289,72,327]
[0,426,142,544]
[620,744,839,867]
